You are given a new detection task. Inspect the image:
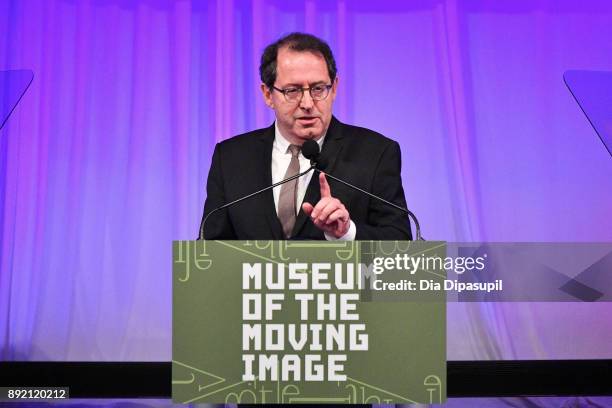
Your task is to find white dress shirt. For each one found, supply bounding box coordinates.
[271,122,356,240]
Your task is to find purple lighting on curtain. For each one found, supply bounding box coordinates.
[0,0,611,378]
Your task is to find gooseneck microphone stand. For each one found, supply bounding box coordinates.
[198,164,316,240]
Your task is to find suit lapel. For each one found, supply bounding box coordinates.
[258,125,284,239]
[291,116,345,237]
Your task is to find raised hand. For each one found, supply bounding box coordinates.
[302,172,350,238]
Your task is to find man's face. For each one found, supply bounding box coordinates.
[262,47,338,145]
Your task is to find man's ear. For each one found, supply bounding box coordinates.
[261,83,274,108]
[330,76,339,100]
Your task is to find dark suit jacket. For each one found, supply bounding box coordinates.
[202,116,412,240]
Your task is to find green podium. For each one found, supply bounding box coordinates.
[172,240,446,404]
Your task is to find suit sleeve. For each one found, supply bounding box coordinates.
[200,143,237,239]
[354,141,413,240]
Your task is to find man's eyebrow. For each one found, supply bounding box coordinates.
[279,81,327,88]
[279,83,301,88]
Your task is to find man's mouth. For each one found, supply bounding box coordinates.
[297,116,318,122]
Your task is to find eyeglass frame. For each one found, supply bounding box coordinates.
[271,83,333,103]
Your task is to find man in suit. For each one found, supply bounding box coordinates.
[202,32,412,241]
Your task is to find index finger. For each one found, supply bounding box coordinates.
[319,172,331,198]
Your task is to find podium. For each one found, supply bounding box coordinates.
[172,240,447,404]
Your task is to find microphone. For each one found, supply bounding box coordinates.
[302,139,328,170]
[301,139,320,163]
[302,140,425,241]
[198,154,316,240]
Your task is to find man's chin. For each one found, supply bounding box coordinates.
[295,127,323,140]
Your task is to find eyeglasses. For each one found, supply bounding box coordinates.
[272,84,333,103]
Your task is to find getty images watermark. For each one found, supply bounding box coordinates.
[357,242,612,302]
[360,252,502,295]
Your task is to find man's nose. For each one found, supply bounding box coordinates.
[299,90,314,109]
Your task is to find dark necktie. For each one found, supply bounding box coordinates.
[278,144,301,238]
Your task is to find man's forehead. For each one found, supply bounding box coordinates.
[275,47,330,85]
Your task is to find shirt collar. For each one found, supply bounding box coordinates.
[274,121,326,154]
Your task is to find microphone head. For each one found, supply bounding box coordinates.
[301,139,320,161]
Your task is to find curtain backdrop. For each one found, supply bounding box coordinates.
[1,0,611,383]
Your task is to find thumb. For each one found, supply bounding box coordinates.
[302,202,314,215]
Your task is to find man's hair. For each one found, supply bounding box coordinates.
[259,32,337,89]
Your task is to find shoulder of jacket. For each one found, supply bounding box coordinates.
[215,126,271,150]
[337,120,398,148]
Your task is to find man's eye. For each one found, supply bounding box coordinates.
[284,88,300,95]
[312,85,325,92]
